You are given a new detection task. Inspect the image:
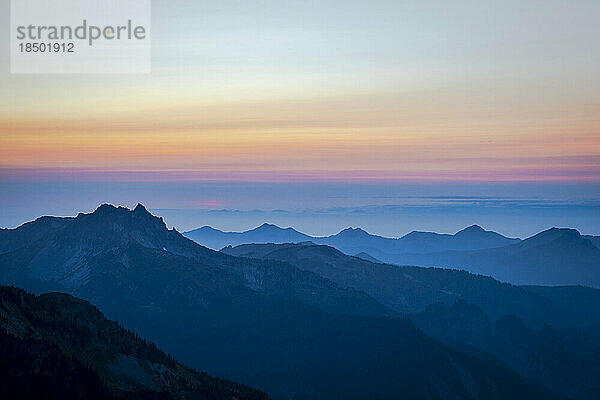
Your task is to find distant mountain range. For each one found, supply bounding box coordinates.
[0,285,268,400]
[0,204,569,400]
[185,224,313,250]
[398,228,600,287]
[184,223,520,254]
[187,223,600,288]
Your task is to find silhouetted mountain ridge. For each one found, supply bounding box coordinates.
[184,223,521,262]
[0,285,269,400]
[0,205,562,400]
[185,223,311,250]
[400,227,600,287]
[202,222,600,287]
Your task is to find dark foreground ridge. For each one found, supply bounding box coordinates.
[0,285,269,400]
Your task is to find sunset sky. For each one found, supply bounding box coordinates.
[1,0,599,235]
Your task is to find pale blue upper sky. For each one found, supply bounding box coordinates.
[1,1,599,235]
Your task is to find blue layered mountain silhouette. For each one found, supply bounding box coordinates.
[184,223,312,250]
[3,204,600,399]
[395,228,600,287]
[184,223,519,255]
[187,223,600,288]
